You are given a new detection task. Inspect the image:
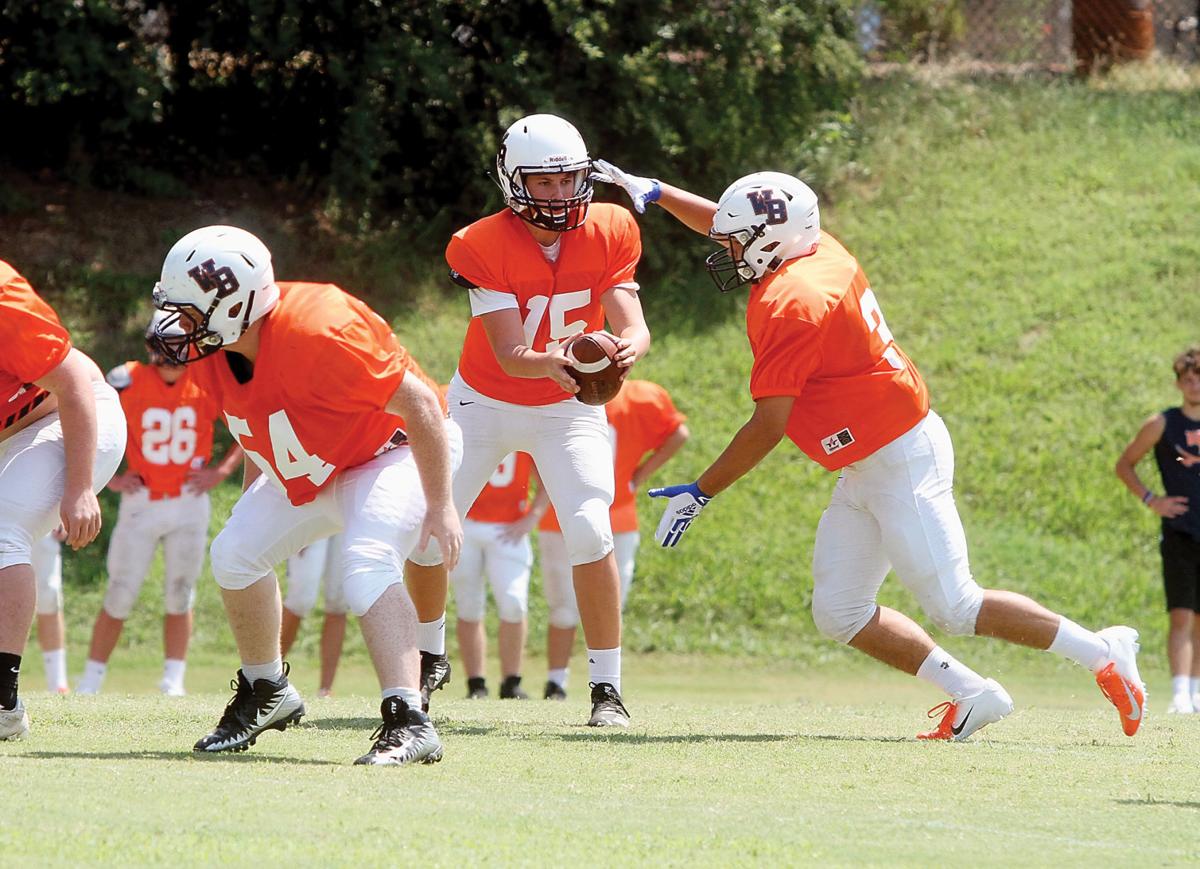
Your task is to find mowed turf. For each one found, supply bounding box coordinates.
[3,656,1196,866]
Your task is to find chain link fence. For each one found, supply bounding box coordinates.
[857,1,1200,84]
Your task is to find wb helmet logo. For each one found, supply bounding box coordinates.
[746,189,788,225]
[187,259,240,297]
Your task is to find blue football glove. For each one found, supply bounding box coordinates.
[648,481,712,548]
[592,158,661,214]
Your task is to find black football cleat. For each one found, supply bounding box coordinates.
[354,696,444,766]
[419,651,451,712]
[543,680,567,701]
[193,664,305,753]
[587,682,630,728]
[466,676,489,699]
[499,675,529,700]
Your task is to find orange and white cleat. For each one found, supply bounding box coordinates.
[1094,626,1145,737]
[917,679,1013,741]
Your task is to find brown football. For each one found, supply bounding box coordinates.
[566,332,622,406]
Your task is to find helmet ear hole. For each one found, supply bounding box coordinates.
[228,302,243,320]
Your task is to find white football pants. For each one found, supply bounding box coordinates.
[103,489,210,619]
[31,533,62,616]
[450,519,532,623]
[540,529,639,629]
[811,411,985,644]
[283,534,348,617]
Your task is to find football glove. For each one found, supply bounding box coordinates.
[648,481,711,548]
[592,158,661,214]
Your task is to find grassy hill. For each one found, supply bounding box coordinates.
[4,70,1199,675]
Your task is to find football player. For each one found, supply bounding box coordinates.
[538,379,688,699]
[77,312,243,696]
[0,260,126,740]
[407,113,650,727]
[453,451,542,700]
[32,529,68,694]
[150,226,460,765]
[597,163,1146,740]
[279,534,349,697]
[1115,348,1200,713]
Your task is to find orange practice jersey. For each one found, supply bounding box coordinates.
[108,361,221,499]
[746,231,928,470]
[447,203,641,405]
[189,282,443,506]
[540,379,686,534]
[0,261,71,432]
[467,451,534,524]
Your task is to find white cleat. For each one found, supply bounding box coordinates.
[1167,696,1194,715]
[0,700,30,741]
[1094,626,1146,737]
[159,679,186,697]
[917,679,1014,741]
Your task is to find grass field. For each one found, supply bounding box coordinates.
[3,656,1196,866]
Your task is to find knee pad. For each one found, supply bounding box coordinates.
[323,578,349,616]
[163,571,198,616]
[35,582,62,616]
[561,499,613,566]
[811,586,877,645]
[209,529,269,591]
[283,576,320,617]
[495,587,528,623]
[341,541,405,617]
[920,582,984,636]
[407,536,444,568]
[0,524,33,571]
[549,600,579,630]
[452,577,487,622]
[103,575,142,621]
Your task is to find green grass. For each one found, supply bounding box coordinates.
[3,658,1197,866]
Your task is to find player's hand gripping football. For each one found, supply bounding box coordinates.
[592,329,637,380]
[648,481,711,547]
[592,159,661,214]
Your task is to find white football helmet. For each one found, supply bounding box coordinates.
[706,172,820,292]
[495,113,593,232]
[151,225,280,363]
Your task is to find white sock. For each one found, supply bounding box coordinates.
[242,658,283,684]
[418,615,446,656]
[382,686,423,711]
[1191,677,1200,697]
[586,647,621,695]
[1047,618,1110,671]
[547,667,569,689]
[916,646,988,700]
[76,659,107,694]
[42,648,67,693]
[162,658,187,688]
[1173,674,1191,699]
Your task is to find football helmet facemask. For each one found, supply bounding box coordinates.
[705,172,820,293]
[144,310,186,368]
[496,114,593,233]
[150,225,280,364]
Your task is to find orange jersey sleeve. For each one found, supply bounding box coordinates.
[450,205,642,406]
[607,380,686,533]
[466,451,534,524]
[745,233,928,470]
[0,261,71,431]
[111,361,221,498]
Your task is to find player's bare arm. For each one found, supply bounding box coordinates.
[186,442,244,494]
[500,466,549,544]
[34,349,103,549]
[599,286,651,372]
[630,423,690,490]
[478,307,580,394]
[697,396,794,496]
[386,373,462,569]
[1115,411,1187,518]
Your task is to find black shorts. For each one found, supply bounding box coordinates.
[1160,525,1200,612]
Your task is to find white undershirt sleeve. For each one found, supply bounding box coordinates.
[468,288,519,316]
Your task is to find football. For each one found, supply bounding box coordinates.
[565,332,622,406]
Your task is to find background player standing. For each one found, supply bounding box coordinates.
[538,379,688,699]
[279,534,349,697]
[32,529,68,694]
[1115,347,1200,713]
[151,225,460,764]
[78,312,242,696]
[597,163,1146,740]
[0,260,126,739]
[407,113,651,727]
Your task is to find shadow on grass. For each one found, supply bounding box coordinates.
[20,750,340,767]
[1116,798,1200,810]
[301,717,498,737]
[551,731,798,745]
